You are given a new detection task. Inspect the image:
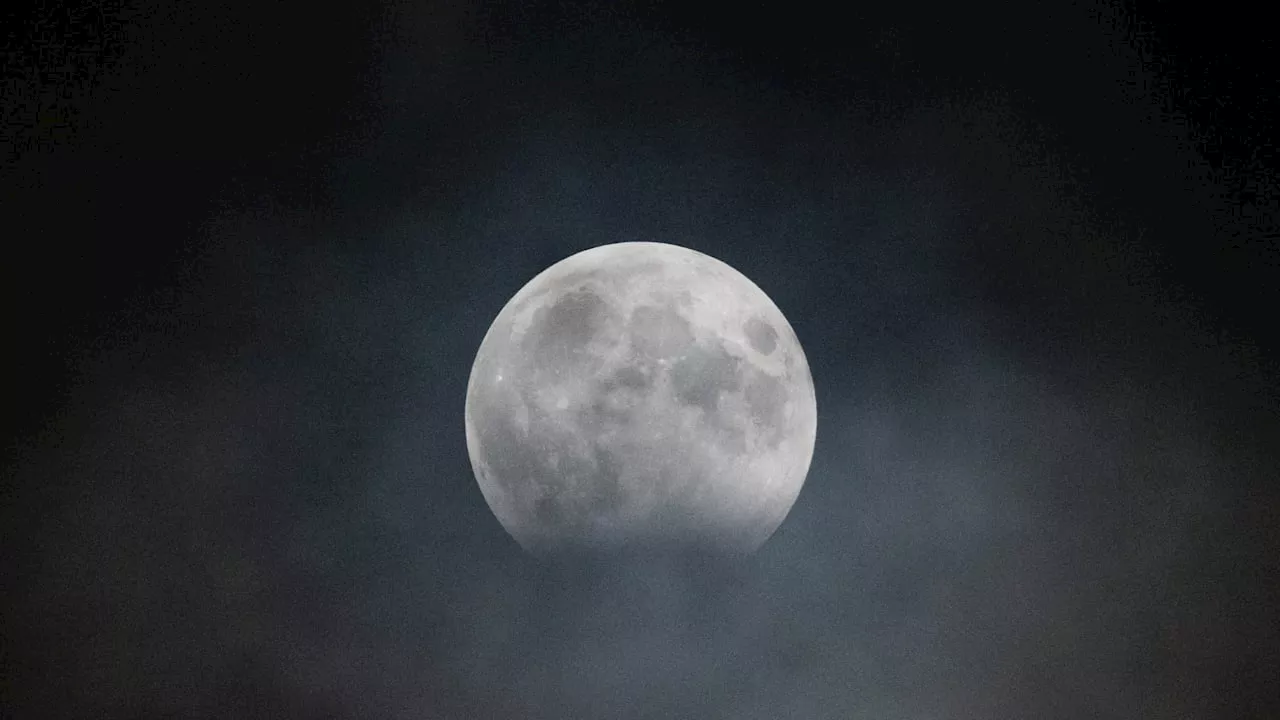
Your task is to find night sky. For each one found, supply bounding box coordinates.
[4,1,1279,718]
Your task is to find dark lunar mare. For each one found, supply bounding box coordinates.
[669,340,748,452]
[744,315,778,354]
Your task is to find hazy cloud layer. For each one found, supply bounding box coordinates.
[6,2,1277,718]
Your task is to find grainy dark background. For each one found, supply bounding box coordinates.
[4,1,1278,717]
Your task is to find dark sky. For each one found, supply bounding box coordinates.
[4,1,1278,717]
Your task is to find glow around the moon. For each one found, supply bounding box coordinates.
[464,242,816,557]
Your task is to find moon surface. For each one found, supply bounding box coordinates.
[464,242,817,557]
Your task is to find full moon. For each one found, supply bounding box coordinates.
[464,242,817,557]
